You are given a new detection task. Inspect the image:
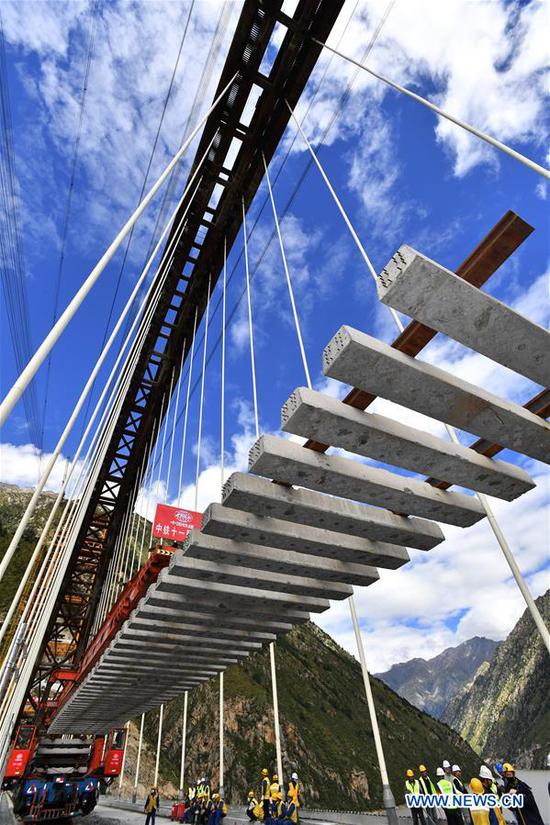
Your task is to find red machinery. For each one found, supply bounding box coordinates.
[51,547,174,716]
[103,729,126,777]
[172,801,186,821]
[3,547,174,806]
[3,724,36,781]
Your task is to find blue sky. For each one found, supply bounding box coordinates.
[1,0,548,670]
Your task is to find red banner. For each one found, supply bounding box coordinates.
[152,504,202,542]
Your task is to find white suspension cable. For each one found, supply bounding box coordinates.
[242,198,259,439]
[119,450,148,592]
[166,340,187,494]
[220,240,227,491]
[288,104,550,655]
[153,366,176,511]
[0,73,238,427]
[242,197,283,784]
[148,392,168,541]
[269,642,283,783]
[285,101,403,333]
[124,444,151,582]
[312,38,550,181]
[179,690,188,796]
[154,704,164,787]
[194,277,212,512]
[219,671,224,796]
[178,309,199,501]
[262,154,312,390]
[133,713,145,800]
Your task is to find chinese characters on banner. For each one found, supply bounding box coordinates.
[152,503,202,542]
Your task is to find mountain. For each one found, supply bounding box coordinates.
[442,590,550,769]
[376,637,498,719]
[120,621,480,809]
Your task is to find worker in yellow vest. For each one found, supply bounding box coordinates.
[287,773,302,821]
[246,791,260,822]
[260,769,271,822]
[270,775,283,820]
[469,777,505,825]
[437,767,462,825]
[405,769,426,825]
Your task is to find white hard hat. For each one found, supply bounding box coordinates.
[479,766,493,780]
[452,765,461,772]
[436,768,445,777]
[442,760,451,768]
[291,773,298,780]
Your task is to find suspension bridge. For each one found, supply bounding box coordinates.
[0,0,549,822]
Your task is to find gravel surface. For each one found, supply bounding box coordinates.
[81,805,151,824]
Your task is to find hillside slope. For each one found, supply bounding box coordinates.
[442,590,550,768]
[0,483,63,624]
[376,637,498,718]
[131,622,479,809]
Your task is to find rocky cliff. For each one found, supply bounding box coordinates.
[376,637,498,719]
[442,590,550,768]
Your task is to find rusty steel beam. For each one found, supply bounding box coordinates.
[427,388,550,489]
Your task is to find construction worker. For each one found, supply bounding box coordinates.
[469,776,506,825]
[437,767,462,825]
[288,772,302,821]
[277,794,297,824]
[209,793,227,825]
[144,787,160,825]
[261,769,271,822]
[479,766,499,796]
[271,775,283,820]
[247,791,260,822]
[452,765,471,825]
[443,761,453,778]
[405,769,426,825]
[502,763,544,825]
[419,764,438,825]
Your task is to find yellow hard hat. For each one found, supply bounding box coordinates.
[248,792,255,798]
[262,768,268,776]
[272,775,278,782]
[419,765,427,772]
[406,770,414,778]
[503,763,515,773]
[470,778,484,793]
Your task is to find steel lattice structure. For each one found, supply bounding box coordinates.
[22,0,347,728]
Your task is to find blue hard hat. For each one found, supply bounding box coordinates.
[495,762,503,773]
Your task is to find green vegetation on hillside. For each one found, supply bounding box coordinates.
[140,621,479,810]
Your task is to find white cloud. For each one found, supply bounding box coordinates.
[301,0,549,177]
[0,441,83,495]
[2,1,240,265]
